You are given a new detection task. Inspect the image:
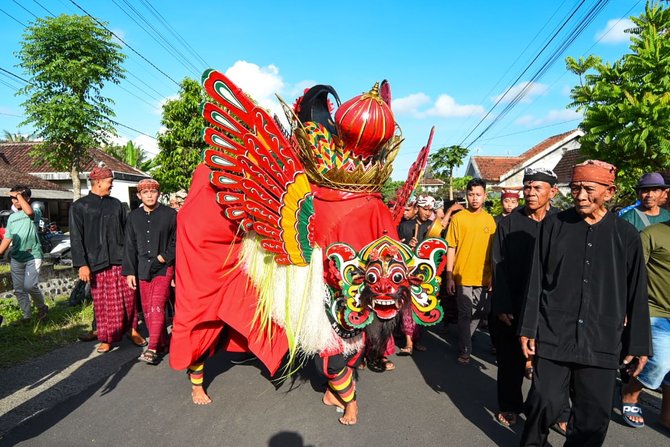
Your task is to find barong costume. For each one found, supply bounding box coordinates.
[170,71,446,409]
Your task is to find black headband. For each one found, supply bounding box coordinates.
[523,172,557,186]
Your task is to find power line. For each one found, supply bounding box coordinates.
[111,0,201,77]
[138,0,210,69]
[462,0,611,148]
[477,119,582,142]
[0,7,27,27]
[457,0,588,148]
[68,0,181,87]
[32,0,55,17]
[0,67,29,84]
[485,0,642,143]
[0,112,24,118]
[11,0,38,20]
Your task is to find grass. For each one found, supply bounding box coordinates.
[0,295,94,369]
[0,263,9,274]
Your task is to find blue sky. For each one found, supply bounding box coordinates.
[0,0,647,179]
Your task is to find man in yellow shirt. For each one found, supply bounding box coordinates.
[446,178,496,364]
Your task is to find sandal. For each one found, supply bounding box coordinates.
[138,349,159,365]
[622,403,644,428]
[127,332,148,347]
[97,343,112,353]
[551,421,567,436]
[384,360,396,371]
[398,346,413,356]
[495,411,517,427]
[457,354,471,364]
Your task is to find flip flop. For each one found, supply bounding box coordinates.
[622,403,645,428]
[457,354,471,364]
[97,343,112,353]
[495,412,517,427]
[398,346,413,356]
[127,333,148,347]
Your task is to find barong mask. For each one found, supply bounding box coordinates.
[326,236,447,332]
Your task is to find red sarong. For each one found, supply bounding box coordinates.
[90,265,137,344]
[139,266,174,351]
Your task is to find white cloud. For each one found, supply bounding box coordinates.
[392,93,431,115]
[515,108,583,126]
[225,60,285,118]
[391,92,483,118]
[494,81,548,104]
[425,94,485,118]
[110,28,126,45]
[596,18,635,44]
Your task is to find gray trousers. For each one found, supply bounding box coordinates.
[10,258,46,319]
[456,285,489,355]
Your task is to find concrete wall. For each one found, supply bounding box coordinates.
[0,264,77,300]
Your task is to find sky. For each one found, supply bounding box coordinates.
[0,0,648,179]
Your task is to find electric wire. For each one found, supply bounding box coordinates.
[138,0,210,68]
[457,0,588,148]
[0,7,27,27]
[462,0,611,149]
[31,0,55,17]
[68,0,181,87]
[10,0,38,20]
[484,0,642,143]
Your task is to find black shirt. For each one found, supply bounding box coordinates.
[398,218,432,245]
[518,208,651,369]
[122,204,177,280]
[70,193,127,273]
[491,207,557,317]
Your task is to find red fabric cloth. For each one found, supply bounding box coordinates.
[90,265,137,343]
[139,266,173,351]
[312,186,399,251]
[169,164,288,375]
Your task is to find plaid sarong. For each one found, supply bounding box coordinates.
[90,265,137,343]
[139,267,174,351]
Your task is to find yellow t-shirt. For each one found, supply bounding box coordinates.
[445,209,496,286]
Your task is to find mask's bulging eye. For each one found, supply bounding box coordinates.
[366,272,378,284]
[392,272,405,283]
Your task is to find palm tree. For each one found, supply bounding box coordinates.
[2,130,37,142]
[103,141,154,172]
[428,145,470,200]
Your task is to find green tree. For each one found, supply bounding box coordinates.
[428,145,470,200]
[381,179,405,203]
[16,14,125,199]
[567,1,670,200]
[103,140,153,171]
[151,77,208,193]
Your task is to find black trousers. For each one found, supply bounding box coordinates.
[521,357,616,447]
[493,318,526,413]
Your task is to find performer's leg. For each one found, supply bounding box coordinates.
[316,354,359,425]
[187,362,211,405]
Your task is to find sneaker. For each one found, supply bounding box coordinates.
[37,305,49,321]
[230,354,257,365]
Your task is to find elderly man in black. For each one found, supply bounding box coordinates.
[491,168,558,428]
[518,160,651,446]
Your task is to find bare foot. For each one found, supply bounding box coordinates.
[339,400,358,425]
[322,389,345,410]
[191,385,212,405]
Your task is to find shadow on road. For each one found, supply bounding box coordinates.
[414,325,524,446]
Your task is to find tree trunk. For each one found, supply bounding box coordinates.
[71,164,82,200]
[449,172,454,201]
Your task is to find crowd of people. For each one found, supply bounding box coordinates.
[2,158,669,445]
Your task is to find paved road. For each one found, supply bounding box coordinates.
[0,326,667,446]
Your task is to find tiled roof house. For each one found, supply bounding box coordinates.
[465,129,584,191]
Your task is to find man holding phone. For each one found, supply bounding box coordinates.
[0,185,48,323]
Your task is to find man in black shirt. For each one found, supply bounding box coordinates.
[398,195,434,249]
[123,179,177,364]
[518,160,651,446]
[70,165,146,353]
[491,168,558,427]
